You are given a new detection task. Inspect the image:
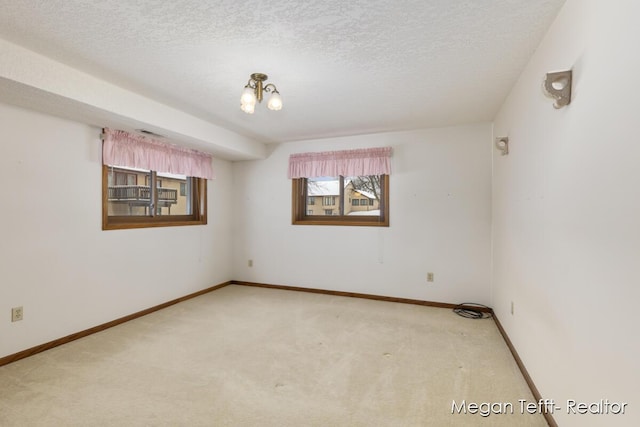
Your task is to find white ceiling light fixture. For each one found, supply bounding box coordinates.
[240,73,282,114]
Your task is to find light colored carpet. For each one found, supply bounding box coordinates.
[0,285,547,426]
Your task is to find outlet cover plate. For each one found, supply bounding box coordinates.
[11,306,23,322]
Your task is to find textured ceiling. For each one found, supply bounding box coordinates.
[0,0,566,144]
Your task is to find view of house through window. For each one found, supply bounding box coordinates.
[106,166,193,216]
[306,176,382,216]
[292,174,388,226]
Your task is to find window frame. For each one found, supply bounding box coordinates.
[102,165,207,230]
[292,175,389,227]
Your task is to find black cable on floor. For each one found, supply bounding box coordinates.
[453,302,493,319]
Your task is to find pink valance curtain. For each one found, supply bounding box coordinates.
[102,128,214,179]
[288,147,392,179]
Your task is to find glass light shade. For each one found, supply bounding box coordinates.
[240,87,257,106]
[240,102,255,114]
[267,91,282,111]
[267,91,283,111]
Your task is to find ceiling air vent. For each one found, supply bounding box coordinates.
[136,129,164,138]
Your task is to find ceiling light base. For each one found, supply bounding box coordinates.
[250,73,268,82]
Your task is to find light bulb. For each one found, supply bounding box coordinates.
[240,86,256,106]
[267,91,282,111]
[241,102,255,114]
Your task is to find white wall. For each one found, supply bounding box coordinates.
[232,124,492,304]
[0,102,234,358]
[492,1,639,425]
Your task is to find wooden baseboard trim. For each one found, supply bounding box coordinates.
[492,314,557,427]
[0,281,231,367]
[230,280,492,312]
[2,278,555,427]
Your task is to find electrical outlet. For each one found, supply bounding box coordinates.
[427,272,434,282]
[248,259,253,267]
[11,307,23,322]
[510,301,514,315]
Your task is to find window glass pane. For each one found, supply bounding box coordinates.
[106,167,194,217]
[306,177,342,216]
[107,166,152,216]
[345,175,381,216]
[292,175,388,226]
[103,165,206,230]
[157,172,191,216]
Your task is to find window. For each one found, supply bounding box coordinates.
[323,196,336,206]
[109,170,137,186]
[288,146,391,227]
[103,166,206,229]
[292,175,389,226]
[308,197,315,205]
[102,128,212,230]
[145,175,162,188]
